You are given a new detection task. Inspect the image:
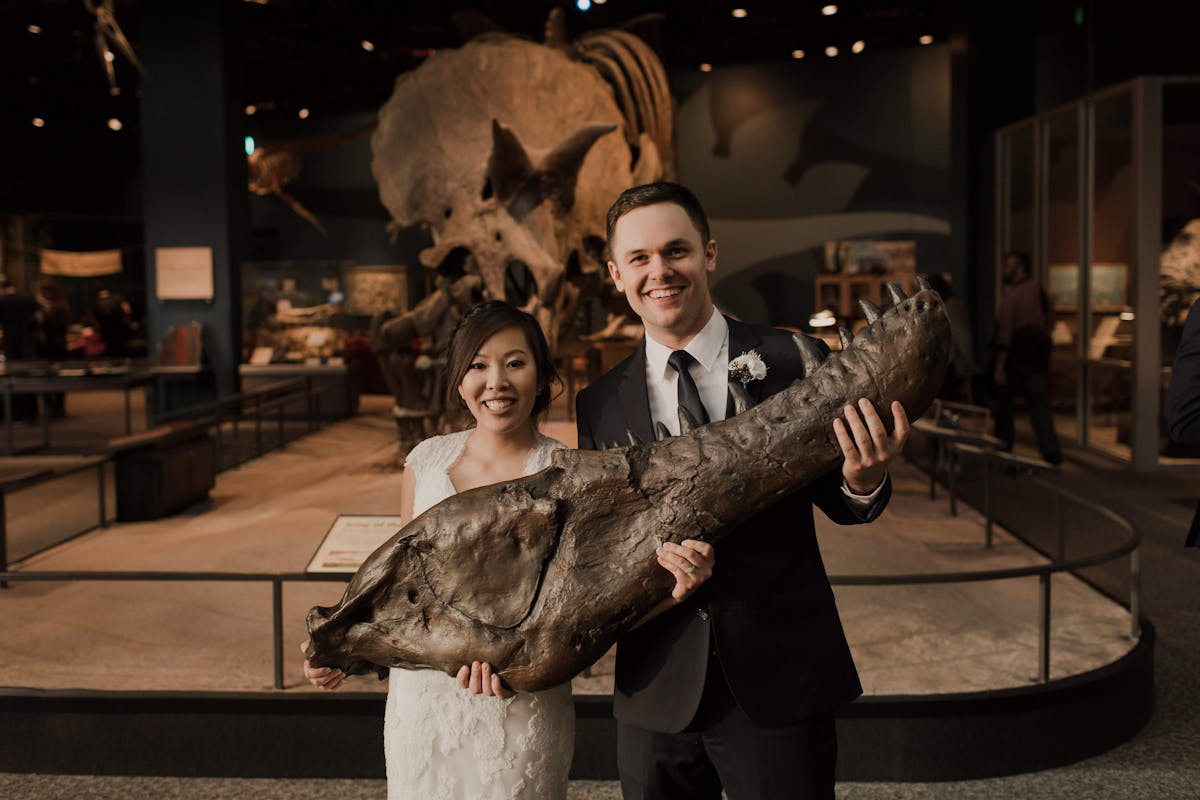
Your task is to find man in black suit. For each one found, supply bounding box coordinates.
[575,182,909,799]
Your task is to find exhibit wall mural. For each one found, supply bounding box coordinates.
[672,44,953,327]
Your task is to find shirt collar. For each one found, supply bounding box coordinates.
[644,307,728,380]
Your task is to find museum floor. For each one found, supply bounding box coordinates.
[1,391,1198,798]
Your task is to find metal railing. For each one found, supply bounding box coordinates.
[845,428,1143,684]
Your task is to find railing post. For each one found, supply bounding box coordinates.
[255,394,263,457]
[1038,573,1051,683]
[984,458,994,548]
[273,577,285,691]
[928,436,938,500]
[97,460,108,528]
[1054,492,1064,562]
[947,446,958,517]
[1130,545,1142,640]
[0,492,8,589]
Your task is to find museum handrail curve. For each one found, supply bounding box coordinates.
[0,466,1140,692]
[0,377,339,577]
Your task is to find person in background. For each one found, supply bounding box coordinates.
[1166,297,1200,546]
[924,273,975,402]
[93,287,133,358]
[0,276,40,421]
[35,280,70,417]
[991,251,1062,465]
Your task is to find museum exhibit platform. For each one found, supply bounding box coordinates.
[0,399,1152,781]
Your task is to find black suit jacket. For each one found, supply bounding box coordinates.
[575,317,890,732]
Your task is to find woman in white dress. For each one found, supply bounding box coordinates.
[303,300,714,800]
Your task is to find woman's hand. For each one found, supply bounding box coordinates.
[300,639,346,691]
[456,661,515,699]
[657,539,715,602]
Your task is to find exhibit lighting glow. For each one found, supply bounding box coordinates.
[792,49,806,59]
[361,40,375,52]
[851,40,865,54]
[245,104,257,115]
[1120,311,1135,321]
[919,34,933,45]
[107,117,122,131]
[298,107,310,119]
[732,8,748,18]
[245,135,255,155]
[594,0,606,4]
[825,45,838,57]
[699,62,713,72]
[103,49,115,63]
[576,0,591,10]
[822,4,838,15]
[32,117,45,128]
[27,24,41,34]
[809,310,837,328]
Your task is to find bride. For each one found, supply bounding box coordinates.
[303,300,714,799]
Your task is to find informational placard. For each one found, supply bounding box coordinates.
[155,246,215,301]
[306,514,404,574]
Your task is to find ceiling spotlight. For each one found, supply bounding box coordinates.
[27,24,42,34]
[699,62,713,72]
[792,49,806,59]
[825,45,838,57]
[822,4,838,15]
[361,40,375,52]
[32,117,45,128]
[107,118,123,131]
[245,135,256,156]
[594,0,607,4]
[103,49,115,63]
[245,104,257,115]
[298,107,310,119]
[732,8,748,18]
[919,34,934,45]
[851,40,865,54]
[576,0,591,10]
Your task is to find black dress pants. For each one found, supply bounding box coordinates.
[617,652,837,800]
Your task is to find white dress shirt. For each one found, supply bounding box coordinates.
[642,306,885,503]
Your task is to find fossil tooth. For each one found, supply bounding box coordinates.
[887,281,907,307]
[838,327,854,351]
[791,333,826,376]
[626,429,642,446]
[678,405,701,435]
[655,421,671,441]
[728,381,756,415]
[916,275,932,292]
[859,299,882,324]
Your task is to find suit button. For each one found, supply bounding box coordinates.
[696,607,710,622]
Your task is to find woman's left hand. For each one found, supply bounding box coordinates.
[657,539,715,602]
[456,661,515,699]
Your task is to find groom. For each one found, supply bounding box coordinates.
[575,182,908,799]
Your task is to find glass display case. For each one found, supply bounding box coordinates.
[996,77,1200,470]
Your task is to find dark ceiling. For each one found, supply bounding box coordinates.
[3,0,956,134]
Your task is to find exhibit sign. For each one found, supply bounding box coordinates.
[306,514,404,573]
[342,265,407,315]
[155,246,215,301]
[40,248,123,277]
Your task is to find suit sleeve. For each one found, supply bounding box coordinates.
[575,390,598,451]
[811,468,891,525]
[1167,300,1200,446]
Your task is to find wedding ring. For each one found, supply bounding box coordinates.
[686,565,697,575]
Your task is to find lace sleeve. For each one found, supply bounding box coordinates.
[403,436,436,473]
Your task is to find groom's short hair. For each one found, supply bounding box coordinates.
[605,182,712,259]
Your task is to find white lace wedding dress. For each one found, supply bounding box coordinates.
[383,429,575,800]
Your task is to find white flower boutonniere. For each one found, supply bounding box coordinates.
[729,349,768,385]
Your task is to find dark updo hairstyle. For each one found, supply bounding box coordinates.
[443,300,560,420]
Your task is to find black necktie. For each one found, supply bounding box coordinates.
[667,350,710,427]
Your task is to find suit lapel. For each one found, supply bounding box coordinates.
[725,317,765,415]
[617,339,656,446]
